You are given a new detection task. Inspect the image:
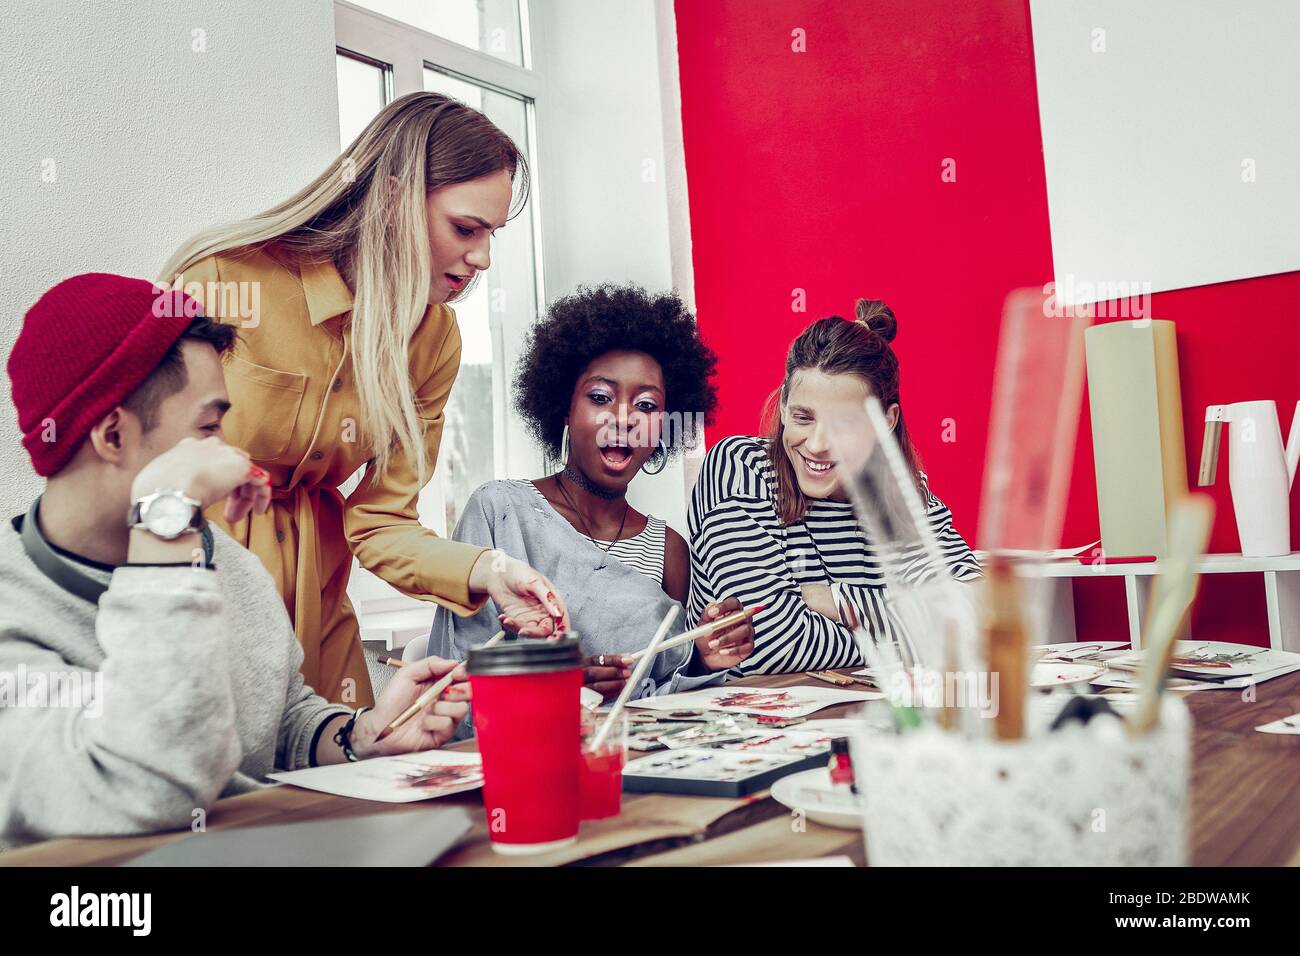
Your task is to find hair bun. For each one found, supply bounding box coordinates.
[854,298,897,343]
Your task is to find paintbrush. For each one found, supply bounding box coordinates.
[1130,495,1215,735]
[380,630,506,671]
[589,605,680,752]
[624,605,764,662]
[982,555,1029,741]
[374,630,505,742]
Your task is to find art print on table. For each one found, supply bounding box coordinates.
[269,751,484,803]
[627,685,879,719]
[627,749,799,782]
[659,720,749,750]
[1106,641,1300,680]
[717,731,842,756]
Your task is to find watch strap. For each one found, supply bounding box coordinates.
[19,497,216,605]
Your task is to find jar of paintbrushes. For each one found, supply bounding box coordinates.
[851,694,1191,866]
[851,497,1212,867]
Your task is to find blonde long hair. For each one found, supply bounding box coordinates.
[159,92,528,482]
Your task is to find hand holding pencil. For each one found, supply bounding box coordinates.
[621,599,760,670]
[353,656,471,756]
[693,597,758,670]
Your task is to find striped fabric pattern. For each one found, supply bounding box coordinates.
[687,435,982,675]
[518,480,667,586]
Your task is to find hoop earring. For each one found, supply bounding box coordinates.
[559,424,570,465]
[641,438,668,475]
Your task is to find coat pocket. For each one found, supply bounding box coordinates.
[221,353,307,461]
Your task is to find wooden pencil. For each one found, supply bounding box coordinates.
[625,605,764,662]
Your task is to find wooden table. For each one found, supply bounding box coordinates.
[3,670,1298,867]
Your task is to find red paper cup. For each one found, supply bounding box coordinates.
[469,638,583,854]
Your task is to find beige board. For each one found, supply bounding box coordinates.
[1084,320,1188,558]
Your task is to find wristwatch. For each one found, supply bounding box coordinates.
[127,489,205,540]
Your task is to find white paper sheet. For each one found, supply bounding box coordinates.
[1255,713,1300,735]
[268,750,483,803]
[626,685,881,719]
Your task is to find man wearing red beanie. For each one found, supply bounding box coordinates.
[0,273,471,848]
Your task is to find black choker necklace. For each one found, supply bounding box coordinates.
[561,465,623,501]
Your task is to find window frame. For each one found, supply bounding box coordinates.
[334,0,549,637]
[335,0,548,495]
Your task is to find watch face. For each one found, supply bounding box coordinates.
[143,494,194,538]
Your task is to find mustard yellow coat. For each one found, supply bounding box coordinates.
[179,247,487,705]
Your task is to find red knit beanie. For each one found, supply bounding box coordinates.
[7,273,206,476]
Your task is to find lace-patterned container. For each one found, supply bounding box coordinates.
[852,698,1191,866]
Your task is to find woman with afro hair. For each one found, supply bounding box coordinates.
[427,284,754,710]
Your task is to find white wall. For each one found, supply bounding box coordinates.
[1030,0,1300,302]
[530,0,696,533]
[0,0,339,518]
[0,0,697,544]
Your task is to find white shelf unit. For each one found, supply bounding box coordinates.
[1025,553,1300,652]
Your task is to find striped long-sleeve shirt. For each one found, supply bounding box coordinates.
[687,435,982,675]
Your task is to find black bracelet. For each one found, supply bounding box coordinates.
[332,706,371,763]
[308,712,347,768]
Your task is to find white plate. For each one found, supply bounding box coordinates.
[769,768,862,830]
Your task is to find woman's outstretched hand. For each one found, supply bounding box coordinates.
[469,549,570,637]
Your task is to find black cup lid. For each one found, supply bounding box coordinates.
[468,637,582,676]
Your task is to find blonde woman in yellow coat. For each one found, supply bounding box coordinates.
[159,93,568,706]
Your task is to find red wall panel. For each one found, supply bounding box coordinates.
[674,0,1300,646]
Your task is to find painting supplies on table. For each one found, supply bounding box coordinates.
[828,737,856,792]
[1129,494,1215,735]
[808,670,856,687]
[623,604,764,662]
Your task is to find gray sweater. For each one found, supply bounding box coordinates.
[0,514,350,849]
[430,480,725,730]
